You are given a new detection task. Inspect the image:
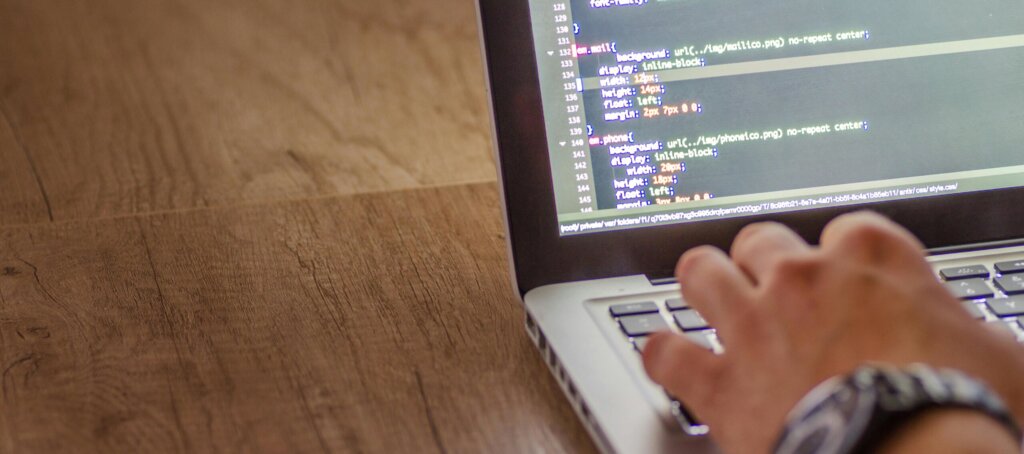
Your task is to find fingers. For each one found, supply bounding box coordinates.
[730,222,812,283]
[821,211,923,251]
[820,212,930,273]
[676,246,755,332]
[642,331,723,409]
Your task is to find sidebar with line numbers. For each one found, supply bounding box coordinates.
[530,0,599,216]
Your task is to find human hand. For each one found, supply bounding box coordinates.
[642,212,1024,453]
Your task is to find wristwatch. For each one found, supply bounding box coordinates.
[774,364,1022,454]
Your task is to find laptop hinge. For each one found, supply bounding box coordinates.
[648,276,678,286]
[928,239,1024,256]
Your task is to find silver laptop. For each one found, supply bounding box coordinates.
[475,1,1024,452]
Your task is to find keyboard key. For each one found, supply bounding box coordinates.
[987,296,1024,317]
[994,275,1024,295]
[995,260,1024,275]
[610,302,659,317]
[619,314,669,337]
[666,298,688,311]
[939,265,989,281]
[633,337,650,352]
[944,279,994,300]
[962,302,986,320]
[685,331,714,351]
[674,310,709,332]
[1009,321,1024,338]
[670,399,706,432]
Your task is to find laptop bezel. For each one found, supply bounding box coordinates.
[477,0,1024,296]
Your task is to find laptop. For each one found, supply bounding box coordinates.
[474,1,1024,452]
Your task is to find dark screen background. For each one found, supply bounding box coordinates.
[568,0,1024,210]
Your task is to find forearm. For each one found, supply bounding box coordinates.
[879,409,1021,454]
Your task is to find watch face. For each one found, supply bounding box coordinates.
[776,383,878,454]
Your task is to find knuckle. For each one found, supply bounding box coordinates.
[841,221,895,246]
[677,246,721,278]
[736,222,769,241]
[734,222,786,249]
[765,254,825,293]
[771,254,822,278]
[834,210,886,224]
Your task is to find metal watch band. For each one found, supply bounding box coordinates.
[774,364,1023,454]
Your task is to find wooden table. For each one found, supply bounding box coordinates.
[0,1,596,452]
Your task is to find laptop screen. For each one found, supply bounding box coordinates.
[527,1,1024,236]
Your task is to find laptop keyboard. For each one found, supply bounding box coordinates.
[609,260,1024,435]
[610,301,721,433]
[940,262,1024,329]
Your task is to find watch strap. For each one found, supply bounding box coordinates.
[775,364,1022,454]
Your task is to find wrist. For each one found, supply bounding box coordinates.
[774,364,1023,454]
[879,409,1022,453]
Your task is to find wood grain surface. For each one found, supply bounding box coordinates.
[0,1,585,451]
[0,183,596,453]
[0,0,495,224]
[0,108,50,225]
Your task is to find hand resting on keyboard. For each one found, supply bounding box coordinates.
[642,211,1024,453]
